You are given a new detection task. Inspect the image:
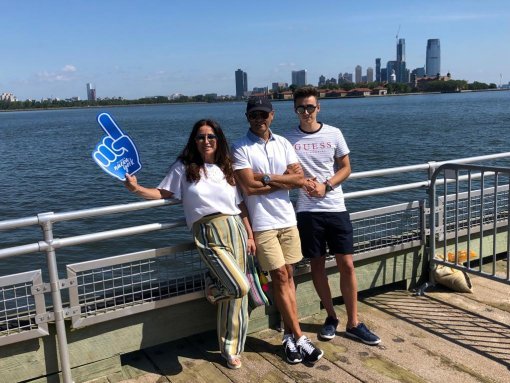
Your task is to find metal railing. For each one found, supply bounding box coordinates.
[1,152,509,383]
[429,163,510,284]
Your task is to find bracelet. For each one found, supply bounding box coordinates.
[324,179,334,193]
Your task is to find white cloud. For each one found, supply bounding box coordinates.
[62,64,77,72]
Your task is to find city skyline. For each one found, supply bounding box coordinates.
[1,0,509,100]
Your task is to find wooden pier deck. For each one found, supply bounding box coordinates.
[87,263,510,383]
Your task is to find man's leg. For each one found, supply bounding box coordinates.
[309,256,336,319]
[270,264,302,339]
[336,254,358,328]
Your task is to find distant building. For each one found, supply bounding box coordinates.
[252,87,268,94]
[415,73,451,91]
[339,72,353,83]
[367,67,374,83]
[355,65,362,83]
[395,38,409,83]
[426,39,441,76]
[318,75,326,87]
[375,58,381,82]
[371,86,387,96]
[0,92,17,102]
[389,69,397,83]
[349,88,372,97]
[169,93,184,100]
[380,68,388,82]
[235,69,248,98]
[292,70,307,87]
[275,90,294,100]
[386,61,397,83]
[86,83,96,101]
[411,67,426,83]
[271,82,288,92]
[397,38,405,62]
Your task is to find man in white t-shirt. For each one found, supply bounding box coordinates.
[285,86,381,346]
[232,98,324,364]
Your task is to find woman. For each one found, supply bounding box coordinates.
[124,119,255,369]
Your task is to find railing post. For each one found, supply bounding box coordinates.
[38,212,74,383]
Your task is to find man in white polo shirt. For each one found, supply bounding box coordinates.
[232,98,323,365]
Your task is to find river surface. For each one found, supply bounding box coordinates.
[1,91,509,275]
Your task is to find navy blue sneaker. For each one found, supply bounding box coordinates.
[345,322,381,345]
[296,335,324,364]
[282,335,302,364]
[319,316,339,340]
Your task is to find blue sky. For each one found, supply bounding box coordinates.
[2,0,509,100]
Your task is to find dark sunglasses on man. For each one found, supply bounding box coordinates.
[295,104,317,115]
[247,111,270,120]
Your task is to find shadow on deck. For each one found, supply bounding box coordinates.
[96,265,510,383]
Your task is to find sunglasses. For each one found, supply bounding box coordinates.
[295,104,317,115]
[195,134,217,141]
[247,111,270,120]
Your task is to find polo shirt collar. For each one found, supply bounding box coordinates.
[247,129,276,143]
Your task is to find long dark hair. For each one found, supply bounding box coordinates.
[177,119,235,185]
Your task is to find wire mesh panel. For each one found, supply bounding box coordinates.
[351,201,423,259]
[440,186,510,238]
[0,270,49,346]
[67,242,208,328]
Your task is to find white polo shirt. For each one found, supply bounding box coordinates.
[231,130,298,231]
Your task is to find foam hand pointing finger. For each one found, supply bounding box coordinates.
[92,113,142,181]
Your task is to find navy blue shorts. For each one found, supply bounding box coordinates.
[296,211,354,258]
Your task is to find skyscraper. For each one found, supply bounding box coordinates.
[291,70,307,87]
[367,67,374,83]
[426,39,441,76]
[395,39,408,83]
[355,65,362,83]
[86,83,96,101]
[375,58,381,82]
[235,69,248,98]
[397,38,405,62]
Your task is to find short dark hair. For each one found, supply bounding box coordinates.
[293,86,319,105]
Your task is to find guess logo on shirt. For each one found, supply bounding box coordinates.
[293,142,333,151]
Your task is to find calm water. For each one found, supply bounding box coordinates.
[1,91,510,275]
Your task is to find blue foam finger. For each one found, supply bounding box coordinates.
[97,113,124,140]
[92,113,142,181]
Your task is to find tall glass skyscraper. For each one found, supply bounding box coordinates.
[426,39,441,76]
[397,38,405,62]
[375,58,381,82]
[291,70,307,87]
[86,83,96,101]
[235,69,248,98]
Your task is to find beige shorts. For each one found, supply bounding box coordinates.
[254,226,303,272]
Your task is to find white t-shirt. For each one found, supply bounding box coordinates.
[231,130,298,231]
[158,161,242,229]
[284,123,350,213]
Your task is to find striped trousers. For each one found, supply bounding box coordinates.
[193,214,250,357]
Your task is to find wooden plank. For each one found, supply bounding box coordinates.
[245,327,362,382]
[361,290,510,383]
[29,355,122,383]
[142,338,230,383]
[186,330,297,383]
